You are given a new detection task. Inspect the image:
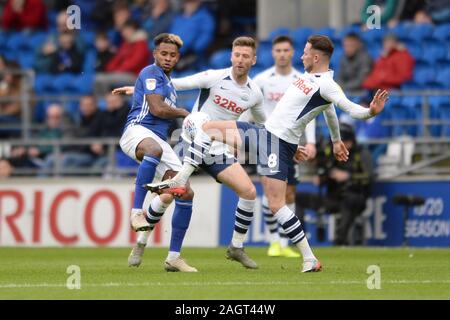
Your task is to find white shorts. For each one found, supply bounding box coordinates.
[119,125,182,181]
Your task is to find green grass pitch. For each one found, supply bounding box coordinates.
[0,247,449,299]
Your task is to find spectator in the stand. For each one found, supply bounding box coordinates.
[425,0,450,24]
[108,0,132,47]
[34,10,87,73]
[387,0,429,27]
[101,93,129,137]
[170,0,215,71]
[60,95,104,173]
[95,20,150,95]
[27,104,70,175]
[363,33,414,90]
[0,60,23,138]
[94,32,115,72]
[0,159,14,179]
[50,31,84,74]
[106,20,151,75]
[142,0,175,42]
[92,93,130,169]
[1,0,48,31]
[337,33,372,94]
[360,0,399,27]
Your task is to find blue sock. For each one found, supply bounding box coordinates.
[169,199,193,253]
[133,155,160,210]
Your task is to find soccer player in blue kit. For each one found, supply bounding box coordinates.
[119,33,197,272]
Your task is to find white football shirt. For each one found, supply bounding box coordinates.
[252,66,316,144]
[265,70,372,145]
[173,67,266,154]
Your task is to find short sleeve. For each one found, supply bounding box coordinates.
[140,67,166,96]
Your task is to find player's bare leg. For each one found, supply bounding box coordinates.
[264,177,321,272]
[218,163,258,269]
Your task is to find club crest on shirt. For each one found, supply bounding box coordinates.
[145,78,156,90]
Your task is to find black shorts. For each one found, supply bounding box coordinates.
[236,121,297,182]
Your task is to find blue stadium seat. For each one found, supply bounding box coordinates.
[249,66,264,78]
[431,23,450,42]
[405,43,422,62]
[421,42,446,65]
[68,74,94,94]
[256,48,273,69]
[412,66,436,89]
[388,23,412,43]
[290,27,313,47]
[268,27,291,42]
[315,27,337,42]
[335,25,361,42]
[435,67,450,89]
[53,74,76,93]
[83,49,97,73]
[209,49,231,69]
[405,24,434,44]
[428,96,450,136]
[360,28,386,45]
[17,51,35,69]
[330,47,343,73]
[34,74,57,94]
[367,44,381,60]
[440,100,450,137]
[80,31,95,49]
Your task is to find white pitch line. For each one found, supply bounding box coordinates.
[0,280,449,289]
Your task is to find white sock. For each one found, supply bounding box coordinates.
[287,202,295,215]
[131,208,143,215]
[150,195,170,213]
[296,237,316,261]
[231,231,246,248]
[174,162,196,185]
[167,251,180,261]
[137,230,151,245]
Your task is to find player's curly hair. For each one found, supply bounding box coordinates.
[154,33,184,50]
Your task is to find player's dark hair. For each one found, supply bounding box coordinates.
[232,36,257,52]
[154,33,184,50]
[344,32,361,41]
[307,35,334,58]
[272,35,294,47]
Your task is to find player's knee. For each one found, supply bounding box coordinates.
[137,140,163,159]
[239,184,256,200]
[268,198,284,214]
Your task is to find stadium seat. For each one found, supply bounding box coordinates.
[67,74,94,94]
[405,43,422,62]
[17,51,35,69]
[315,26,337,42]
[268,27,291,42]
[435,67,450,89]
[405,24,434,44]
[431,23,450,42]
[34,74,57,94]
[249,66,264,78]
[335,24,361,42]
[421,42,446,65]
[412,66,436,89]
[440,104,450,137]
[290,27,313,47]
[255,48,274,69]
[388,23,412,43]
[367,43,381,60]
[209,49,232,69]
[428,96,450,136]
[360,28,386,45]
[83,49,97,73]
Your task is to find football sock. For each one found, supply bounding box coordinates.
[133,155,160,210]
[275,205,315,260]
[145,195,170,229]
[262,195,280,243]
[168,199,193,257]
[231,198,255,248]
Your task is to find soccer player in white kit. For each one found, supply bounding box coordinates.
[147,35,389,272]
[252,35,317,258]
[114,37,266,269]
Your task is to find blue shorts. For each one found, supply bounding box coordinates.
[174,140,236,182]
[236,122,298,182]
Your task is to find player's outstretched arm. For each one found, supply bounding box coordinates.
[333,140,349,162]
[147,94,190,119]
[368,89,389,116]
[112,86,135,95]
